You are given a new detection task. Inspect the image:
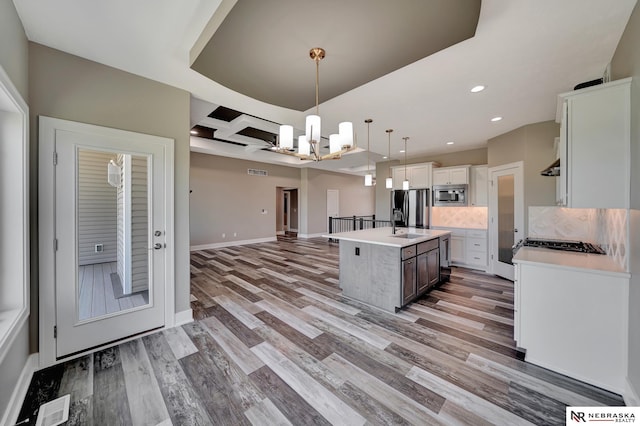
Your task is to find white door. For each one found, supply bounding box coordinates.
[327,189,339,231]
[489,162,524,280]
[283,191,290,232]
[41,117,173,360]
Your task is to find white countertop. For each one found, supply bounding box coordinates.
[513,246,629,277]
[324,227,451,248]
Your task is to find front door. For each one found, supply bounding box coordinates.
[41,117,173,360]
[489,162,524,280]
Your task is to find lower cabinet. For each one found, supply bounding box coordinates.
[402,239,440,306]
[437,228,487,271]
[402,257,417,305]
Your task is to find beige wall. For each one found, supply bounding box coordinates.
[375,147,488,219]
[29,43,192,349]
[488,120,559,236]
[305,168,376,235]
[0,0,29,419]
[611,1,640,403]
[190,153,301,245]
[190,153,375,243]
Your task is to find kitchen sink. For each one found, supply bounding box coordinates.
[391,233,423,239]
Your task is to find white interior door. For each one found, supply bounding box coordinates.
[489,162,524,280]
[327,189,339,231]
[283,191,290,231]
[40,117,174,361]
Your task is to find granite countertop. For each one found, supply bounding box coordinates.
[324,227,451,248]
[513,246,629,277]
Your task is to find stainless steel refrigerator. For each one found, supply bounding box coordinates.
[391,189,430,228]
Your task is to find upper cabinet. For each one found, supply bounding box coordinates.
[390,162,439,190]
[556,78,631,209]
[469,165,488,207]
[432,166,469,186]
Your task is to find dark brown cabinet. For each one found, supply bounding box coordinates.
[402,257,417,305]
[402,238,440,306]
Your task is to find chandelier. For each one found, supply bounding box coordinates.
[275,48,355,161]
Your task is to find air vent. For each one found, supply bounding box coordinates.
[248,168,268,177]
[35,394,70,426]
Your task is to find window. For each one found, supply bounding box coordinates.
[0,65,29,363]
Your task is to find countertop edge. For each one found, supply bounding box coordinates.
[324,228,451,248]
[513,247,630,278]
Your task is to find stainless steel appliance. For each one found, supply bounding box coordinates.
[518,238,605,254]
[391,189,429,228]
[432,184,468,206]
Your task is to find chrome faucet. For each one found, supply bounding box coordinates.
[392,209,404,234]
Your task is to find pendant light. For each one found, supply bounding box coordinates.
[364,119,373,186]
[385,129,393,189]
[402,137,410,190]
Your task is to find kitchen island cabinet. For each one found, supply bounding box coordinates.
[513,247,629,394]
[326,228,450,312]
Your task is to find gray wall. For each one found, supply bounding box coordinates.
[305,168,376,235]
[190,152,375,244]
[375,147,488,220]
[611,0,640,403]
[29,43,192,351]
[190,153,301,245]
[488,120,559,236]
[0,0,29,419]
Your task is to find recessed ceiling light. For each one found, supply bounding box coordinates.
[190,130,198,135]
[446,141,454,145]
[470,85,485,93]
[383,156,388,159]
[399,150,405,153]
[491,116,503,122]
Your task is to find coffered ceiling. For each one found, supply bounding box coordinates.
[13,0,638,175]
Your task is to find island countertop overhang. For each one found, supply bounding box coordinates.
[324,227,451,248]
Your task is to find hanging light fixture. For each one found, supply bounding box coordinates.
[385,129,393,189]
[364,119,374,186]
[402,137,410,190]
[275,48,355,161]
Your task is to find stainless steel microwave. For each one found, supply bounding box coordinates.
[432,184,468,206]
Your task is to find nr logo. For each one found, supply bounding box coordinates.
[571,411,586,422]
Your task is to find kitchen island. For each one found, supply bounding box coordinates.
[326,227,451,312]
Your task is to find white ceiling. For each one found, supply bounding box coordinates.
[13,0,638,175]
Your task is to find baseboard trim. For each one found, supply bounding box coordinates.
[624,377,640,406]
[297,233,326,239]
[174,309,193,326]
[2,353,38,426]
[190,236,277,251]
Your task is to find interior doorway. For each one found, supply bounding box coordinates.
[488,161,524,280]
[276,187,298,239]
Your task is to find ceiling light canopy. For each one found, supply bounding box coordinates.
[274,48,355,162]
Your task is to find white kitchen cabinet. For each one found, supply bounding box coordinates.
[469,165,488,206]
[435,228,487,270]
[514,259,629,393]
[390,162,438,190]
[556,78,631,209]
[432,166,469,186]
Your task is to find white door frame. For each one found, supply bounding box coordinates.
[327,189,339,232]
[488,161,524,280]
[283,191,290,232]
[38,116,175,367]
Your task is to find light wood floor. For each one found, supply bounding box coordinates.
[78,262,148,320]
[19,238,623,425]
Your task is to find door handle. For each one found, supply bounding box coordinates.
[154,243,163,250]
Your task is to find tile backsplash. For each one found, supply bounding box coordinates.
[529,206,628,270]
[431,206,488,229]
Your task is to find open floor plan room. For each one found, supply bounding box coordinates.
[17,238,622,425]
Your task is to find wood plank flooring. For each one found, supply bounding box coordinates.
[18,238,624,425]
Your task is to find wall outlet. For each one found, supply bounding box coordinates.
[233,232,237,237]
[261,209,268,214]
[355,247,360,256]
[95,244,104,253]
[222,233,226,238]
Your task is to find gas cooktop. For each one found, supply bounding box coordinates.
[522,238,606,255]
